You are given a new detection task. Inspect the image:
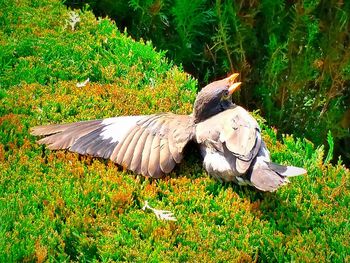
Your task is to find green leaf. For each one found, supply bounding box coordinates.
[324,130,334,164]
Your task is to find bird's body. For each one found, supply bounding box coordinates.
[31,73,306,191]
[195,106,260,184]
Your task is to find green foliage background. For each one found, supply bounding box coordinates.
[0,0,349,261]
[67,0,350,164]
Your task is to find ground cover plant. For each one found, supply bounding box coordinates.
[0,0,349,261]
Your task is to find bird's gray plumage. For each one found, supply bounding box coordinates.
[31,73,306,191]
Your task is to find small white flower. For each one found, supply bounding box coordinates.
[142,201,177,221]
[68,11,81,31]
[149,78,155,88]
[76,78,90,88]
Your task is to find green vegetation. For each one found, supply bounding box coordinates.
[0,0,349,261]
[67,0,350,164]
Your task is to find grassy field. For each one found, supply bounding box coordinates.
[0,0,349,262]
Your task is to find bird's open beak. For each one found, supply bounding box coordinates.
[228,73,239,83]
[228,82,242,95]
[227,73,241,95]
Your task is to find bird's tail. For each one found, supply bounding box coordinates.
[249,161,307,192]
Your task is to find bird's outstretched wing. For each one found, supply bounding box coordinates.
[31,113,195,178]
[195,106,261,175]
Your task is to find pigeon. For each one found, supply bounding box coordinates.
[31,73,306,191]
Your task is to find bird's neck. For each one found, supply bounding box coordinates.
[193,100,235,123]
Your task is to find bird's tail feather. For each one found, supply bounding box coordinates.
[250,161,306,192]
[267,162,307,177]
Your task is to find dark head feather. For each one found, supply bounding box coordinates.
[193,74,240,123]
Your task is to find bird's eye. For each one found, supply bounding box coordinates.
[221,89,230,100]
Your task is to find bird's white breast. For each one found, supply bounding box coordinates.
[201,146,250,185]
[203,149,232,175]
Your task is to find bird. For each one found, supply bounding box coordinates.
[31,73,306,192]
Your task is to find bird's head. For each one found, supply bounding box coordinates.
[193,73,241,123]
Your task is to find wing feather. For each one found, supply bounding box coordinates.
[148,135,161,178]
[160,138,176,173]
[116,126,140,165]
[122,128,144,169]
[130,129,149,173]
[32,114,195,178]
[37,120,103,150]
[31,120,99,136]
[168,133,182,163]
[141,133,154,176]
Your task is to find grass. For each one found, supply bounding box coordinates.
[0,0,349,262]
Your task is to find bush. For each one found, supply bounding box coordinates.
[66,0,350,164]
[0,0,349,261]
